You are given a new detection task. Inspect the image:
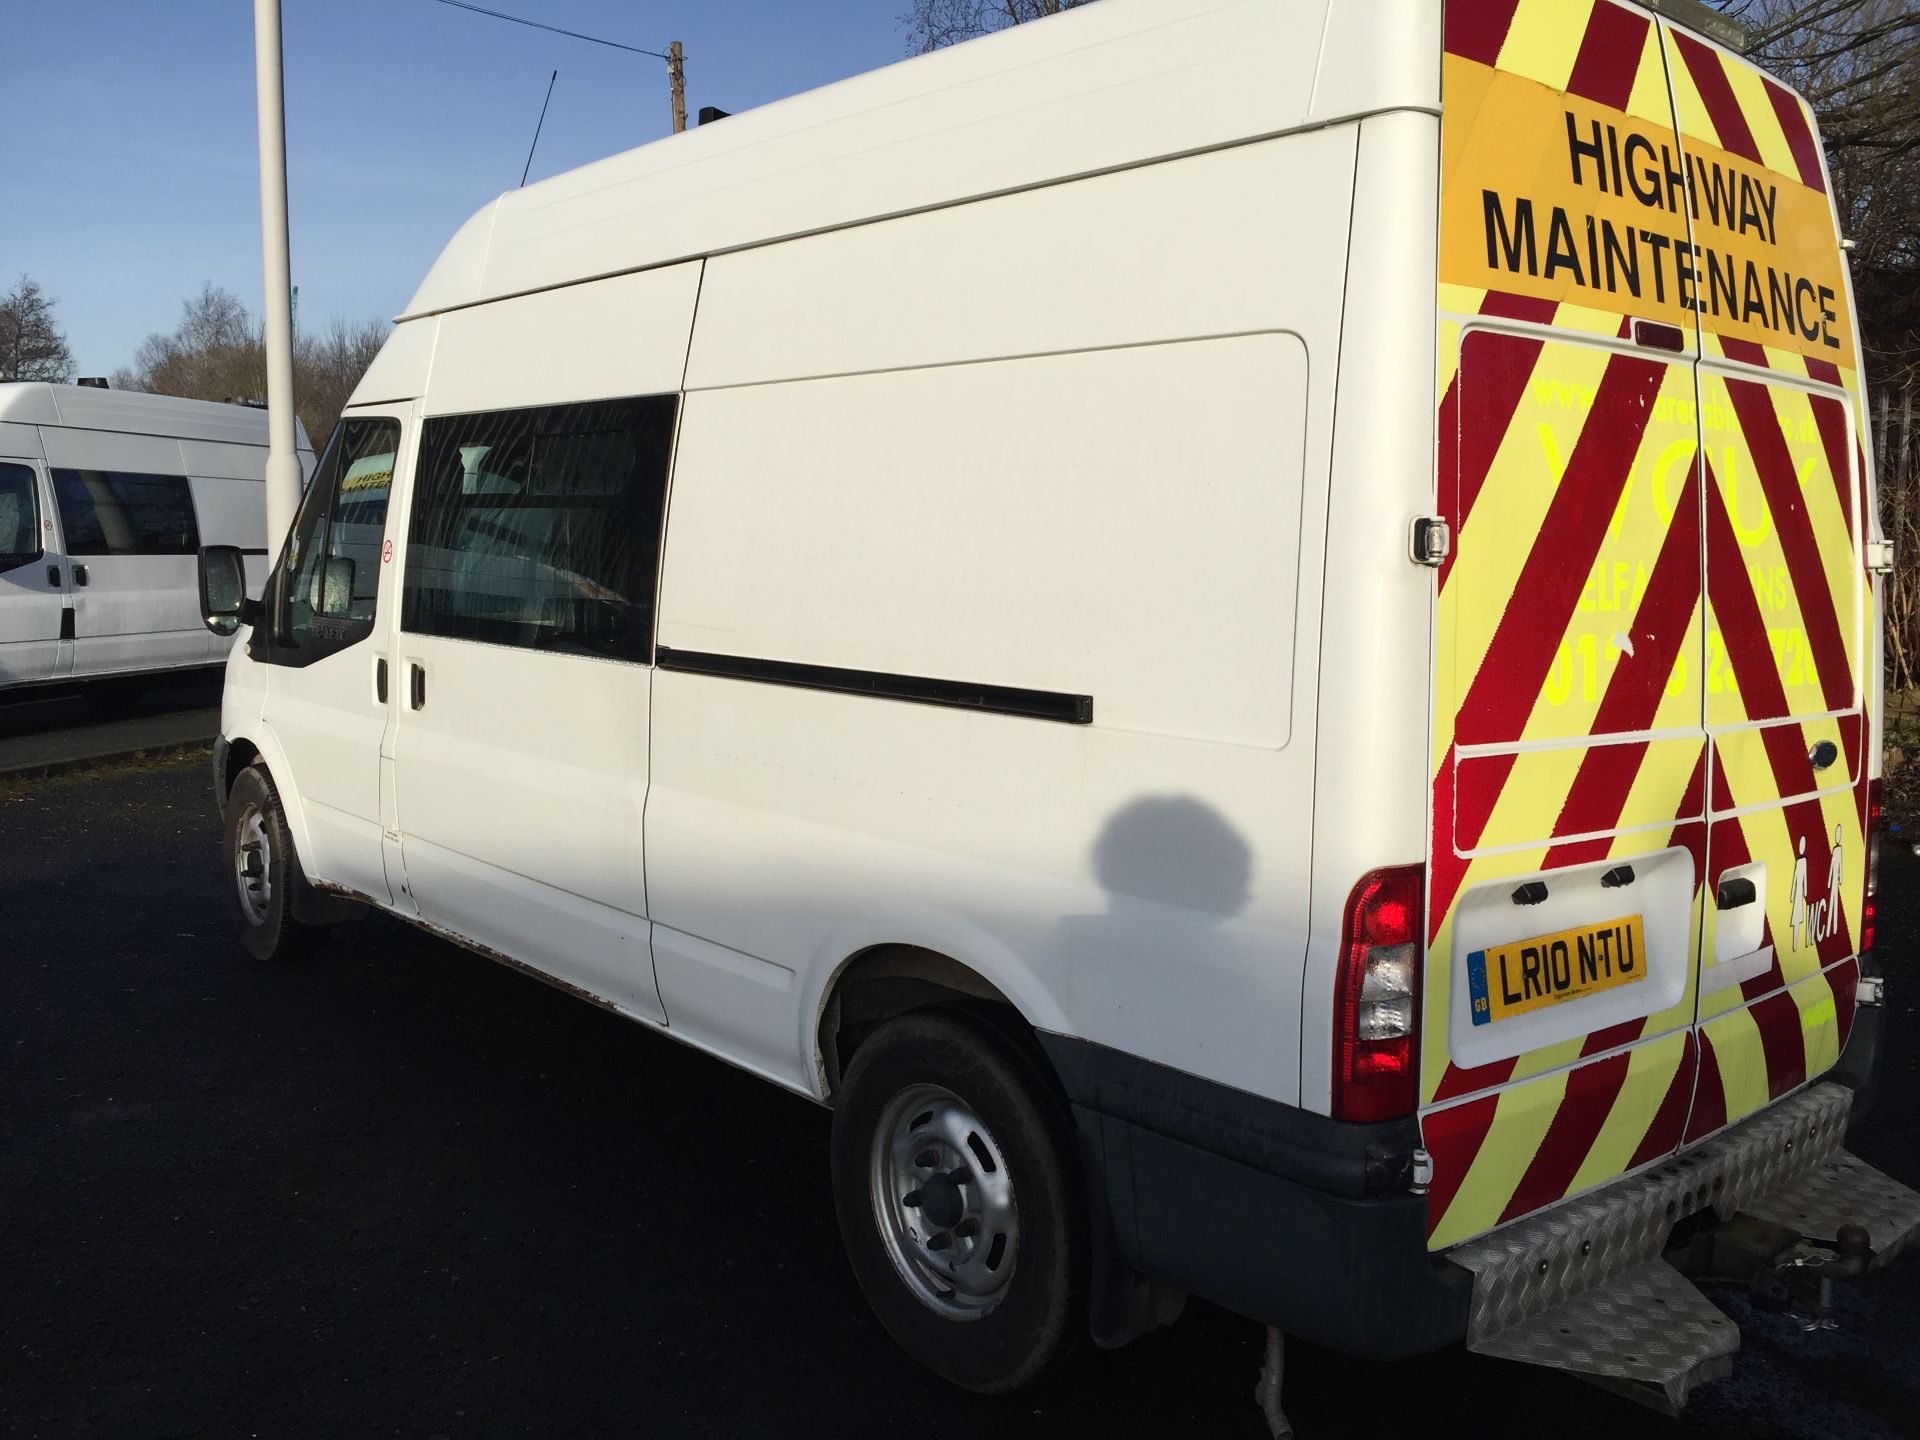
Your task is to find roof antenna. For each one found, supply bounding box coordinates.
[521,69,557,187]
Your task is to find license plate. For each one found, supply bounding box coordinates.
[1467,915,1647,1026]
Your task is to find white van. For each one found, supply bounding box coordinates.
[0,382,310,699]
[200,0,1915,1425]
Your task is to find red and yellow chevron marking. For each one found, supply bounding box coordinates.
[1425,0,1873,1251]
[1700,378,1863,726]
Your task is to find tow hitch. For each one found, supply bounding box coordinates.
[1667,1213,1876,1332]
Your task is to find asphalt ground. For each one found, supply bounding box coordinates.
[0,674,222,780]
[2,754,1916,1439]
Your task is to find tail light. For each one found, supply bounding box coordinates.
[1332,865,1424,1123]
[1863,780,1881,955]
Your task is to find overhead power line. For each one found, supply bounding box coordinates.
[430,0,672,61]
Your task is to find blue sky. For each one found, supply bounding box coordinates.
[3,1,913,376]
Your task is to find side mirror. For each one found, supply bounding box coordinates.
[198,544,253,636]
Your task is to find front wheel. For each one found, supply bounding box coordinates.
[830,1006,1087,1393]
[223,766,320,962]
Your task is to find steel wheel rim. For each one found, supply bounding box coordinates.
[868,1082,1018,1320]
[234,804,272,927]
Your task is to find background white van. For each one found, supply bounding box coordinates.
[0,382,311,698]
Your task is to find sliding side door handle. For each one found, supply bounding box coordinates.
[409,662,426,711]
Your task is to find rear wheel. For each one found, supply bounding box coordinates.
[830,1006,1086,1393]
[223,766,320,962]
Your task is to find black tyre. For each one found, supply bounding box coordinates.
[222,766,320,962]
[830,1006,1086,1393]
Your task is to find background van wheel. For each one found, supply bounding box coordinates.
[830,1006,1086,1394]
[223,766,320,962]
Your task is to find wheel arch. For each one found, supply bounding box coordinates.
[217,736,260,809]
[217,723,319,878]
[815,943,1061,1103]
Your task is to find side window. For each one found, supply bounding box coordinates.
[50,470,199,555]
[402,395,676,663]
[0,463,42,570]
[271,417,399,662]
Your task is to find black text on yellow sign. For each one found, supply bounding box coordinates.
[1479,114,1838,350]
[1467,914,1648,1026]
[1439,60,1852,361]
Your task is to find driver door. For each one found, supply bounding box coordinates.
[254,409,411,905]
[0,459,63,687]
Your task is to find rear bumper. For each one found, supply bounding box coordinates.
[1040,1035,1473,1359]
[1453,1080,1920,1407]
[1833,953,1885,1128]
[1045,1032,1915,1371]
[1452,1081,1918,1344]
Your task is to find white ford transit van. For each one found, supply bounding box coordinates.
[0,382,311,698]
[200,0,1915,1425]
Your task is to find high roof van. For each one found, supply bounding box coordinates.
[198,0,1915,1428]
[0,382,311,698]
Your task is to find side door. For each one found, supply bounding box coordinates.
[40,430,205,679]
[252,412,409,906]
[0,457,64,687]
[1422,0,1712,1250]
[388,395,673,1024]
[1655,20,1873,1139]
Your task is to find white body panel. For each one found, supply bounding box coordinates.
[224,0,1446,1116]
[0,383,313,690]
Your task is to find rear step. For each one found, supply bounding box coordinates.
[1449,1083,1920,1412]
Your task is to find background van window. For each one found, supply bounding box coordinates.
[0,463,41,565]
[50,470,200,556]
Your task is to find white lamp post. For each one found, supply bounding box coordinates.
[253,0,302,556]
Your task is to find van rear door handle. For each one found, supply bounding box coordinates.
[1716,877,1758,910]
[409,663,425,711]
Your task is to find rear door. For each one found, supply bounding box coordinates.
[1423,0,1713,1250]
[1655,21,1871,1140]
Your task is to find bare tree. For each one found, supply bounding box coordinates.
[297,316,393,449]
[902,0,1096,53]
[0,276,75,383]
[114,283,390,448]
[117,284,269,416]
[1709,0,1920,389]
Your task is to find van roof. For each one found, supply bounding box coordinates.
[398,0,1443,322]
[0,383,313,451]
